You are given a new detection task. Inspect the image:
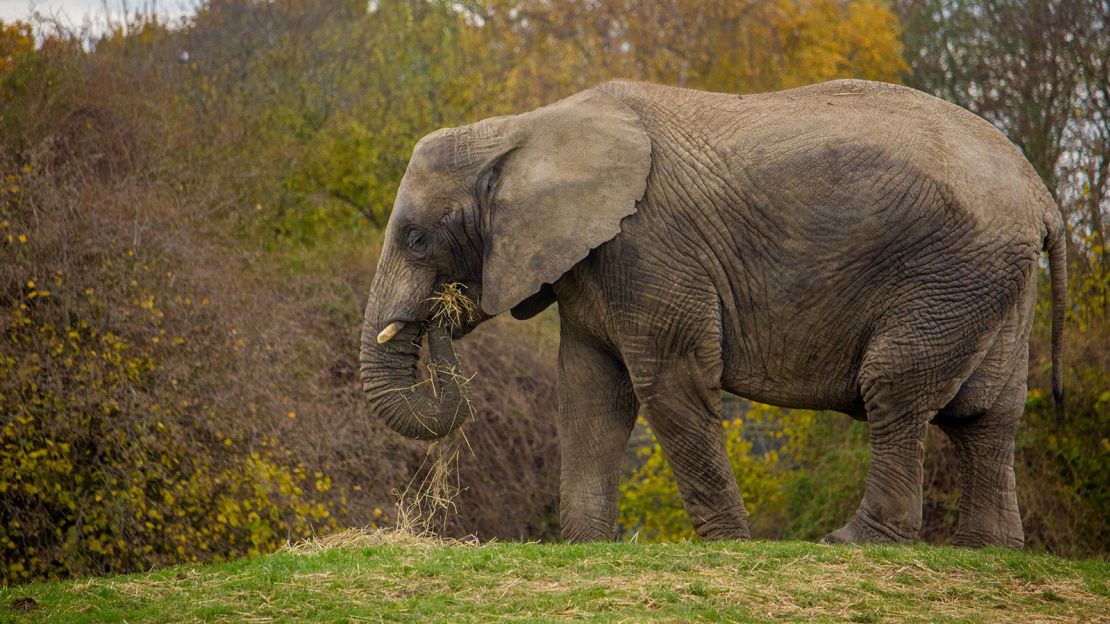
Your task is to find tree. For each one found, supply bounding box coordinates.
[0,20,34,75]
[474,0,908,110]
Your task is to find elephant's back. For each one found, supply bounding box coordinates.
[603,79,1050,245]
[759,80,1042,236]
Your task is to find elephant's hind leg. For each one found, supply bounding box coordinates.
[824,326,982,545]
[938,371,1025,548]
[936,280,1032,548]
[822,402,932,544]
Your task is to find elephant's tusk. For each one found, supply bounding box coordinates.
[377,321,405,344]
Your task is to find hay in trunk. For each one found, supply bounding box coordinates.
[395,332,478,538]
[427,282,478,331]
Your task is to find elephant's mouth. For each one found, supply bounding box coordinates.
[376,281,486,345]
[375,318,477,344]
[426,280,486,339]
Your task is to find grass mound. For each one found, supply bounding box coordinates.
[2,540,1106,623]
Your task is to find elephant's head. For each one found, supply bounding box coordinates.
[360,85,651,440]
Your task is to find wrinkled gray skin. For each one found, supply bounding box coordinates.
[360,80,1066,547]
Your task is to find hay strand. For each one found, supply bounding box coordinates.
[393,434,463,536]
[427,282,478,330]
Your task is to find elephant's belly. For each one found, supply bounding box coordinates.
[720,360,867,419]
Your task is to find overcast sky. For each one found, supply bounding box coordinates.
[0,1,194,25]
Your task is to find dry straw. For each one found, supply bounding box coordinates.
[392,429,473,537]
[427,282,478,331]
[395,282,480,538]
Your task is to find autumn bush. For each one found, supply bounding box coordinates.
[0,11,560,584]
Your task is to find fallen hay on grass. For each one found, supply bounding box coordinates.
[282,526,479,554]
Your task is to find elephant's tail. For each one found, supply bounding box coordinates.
[1045,206,1067,420]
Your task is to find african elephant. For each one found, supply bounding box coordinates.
[359,79,1066,547]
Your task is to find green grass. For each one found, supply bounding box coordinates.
[2,532,1106,623]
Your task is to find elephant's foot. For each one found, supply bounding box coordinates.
[948,477,1024,549]
[821,509,915,545]
[953,527,1023,549]
[693,505,751,541]
[560,511,616,543]
[702,526,751,541]
[562,528,613,543]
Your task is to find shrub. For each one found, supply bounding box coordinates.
[0,20,560,584]
[618,404,867,542]
[0,168,343,582]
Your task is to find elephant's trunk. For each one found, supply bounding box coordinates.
[359,312,469,440]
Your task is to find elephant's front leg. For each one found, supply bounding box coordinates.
[634,352,750,540]
[557,335,638,542]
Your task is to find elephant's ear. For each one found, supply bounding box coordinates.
[479,88,651,316]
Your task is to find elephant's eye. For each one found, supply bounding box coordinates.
[405,227,431,256]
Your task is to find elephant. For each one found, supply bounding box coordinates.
[359,79,1066,547]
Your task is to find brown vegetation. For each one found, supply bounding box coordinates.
[0,12,559,583]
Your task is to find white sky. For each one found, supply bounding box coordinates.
[0,1,194,26]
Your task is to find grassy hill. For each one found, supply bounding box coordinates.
[2,532,1106,623]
